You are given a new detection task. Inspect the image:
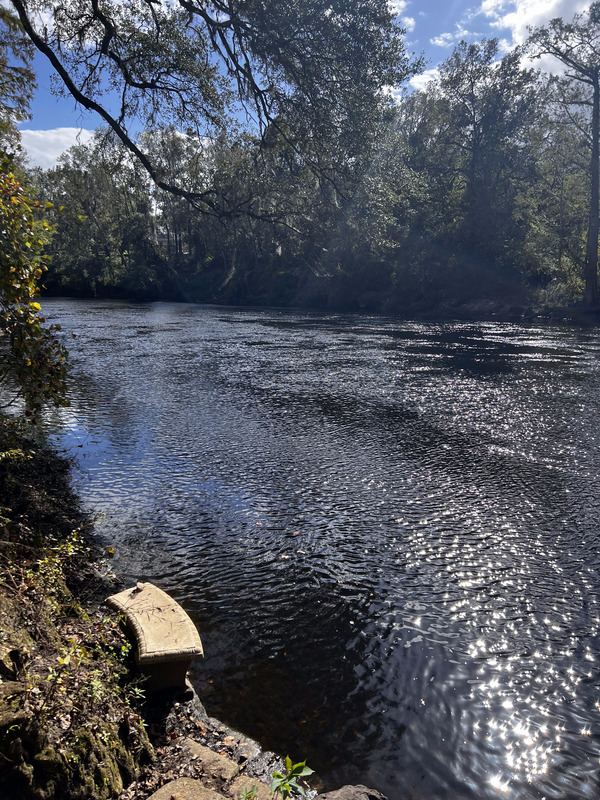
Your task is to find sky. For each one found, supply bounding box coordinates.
[19,0,590,169]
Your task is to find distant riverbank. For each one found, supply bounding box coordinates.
[42,284,600,329]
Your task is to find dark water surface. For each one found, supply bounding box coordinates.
[43,299,600,800]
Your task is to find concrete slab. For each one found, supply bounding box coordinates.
[147,777,226,800]
[107,582,203,663]
[183,738,240,782]
[106,582,203,689]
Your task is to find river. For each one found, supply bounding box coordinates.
[42,298,600,800]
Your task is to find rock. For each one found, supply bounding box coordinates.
[148,777,226,800]
[0,680,26,701]
[317,786,388,800]
[183,738,240,782]
[0,644,17,678]
[203,715,274,775]
[227,775,272,800]
[0,681,27,731]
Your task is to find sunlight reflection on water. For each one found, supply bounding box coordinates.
[42,300,600,800]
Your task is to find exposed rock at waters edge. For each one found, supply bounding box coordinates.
[120,682,309,800]
[126,682,389,800]
[317,786,388,800]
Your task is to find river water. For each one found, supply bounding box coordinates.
[41,298,600,800]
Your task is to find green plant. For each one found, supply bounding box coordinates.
[239,786,258,800]
[270,756,314,799]
[125,682,146,705]
[0,158,69,421]
[0,447,31,462]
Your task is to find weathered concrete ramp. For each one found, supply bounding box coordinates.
[106,582,203,690]
[148,778,225,799]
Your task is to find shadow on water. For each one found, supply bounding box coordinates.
[42,300,600,800]
[190,578,381,778]
[249,386,569,515]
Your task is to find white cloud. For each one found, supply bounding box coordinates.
[429,33,456,47]
[474,0,590,73]
[430,32,455,47]
[430,26,474,48]
[389,0,408,15]
[478,0,588,45]
[409,67,441,91]
[19,128,95,169]
[389,0,415,32]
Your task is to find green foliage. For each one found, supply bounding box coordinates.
[0,156,69,419]
[434,39,540,271]
[528,3,600,305]
[0,15,65,421]
[40,130,171,299]
[19,6,600,312]
[270,756,314,799]
[0,445,31,462]
[239,786,258,800]
[10,0,418,208]
[0,7,35,153]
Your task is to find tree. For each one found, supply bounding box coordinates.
[8,0,417,211]
[41,130,168,298]
[437,40,541,273]
[0,7,35,153]
[394,40,542,305]
[528,2,600,306]
[0,11,68,420]
[524,82,590,302]
[0,157,69,420]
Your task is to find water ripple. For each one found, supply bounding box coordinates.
[42,300,600,800]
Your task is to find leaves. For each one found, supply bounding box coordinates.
[270,757,314,799]
[9,0,418,204]
[0,155,69,420]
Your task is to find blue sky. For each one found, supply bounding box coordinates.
[19,0,589,169]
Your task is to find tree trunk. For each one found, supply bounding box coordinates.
[585,72,600,306]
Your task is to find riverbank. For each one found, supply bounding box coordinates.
[41,286,600,333]
[0,415,384,800]
[0,414,290,799]
[0,413,154,798]
[0,414,286,799]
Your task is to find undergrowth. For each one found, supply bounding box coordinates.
[0,414,153,799]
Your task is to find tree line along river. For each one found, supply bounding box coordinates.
[43,298,600,800]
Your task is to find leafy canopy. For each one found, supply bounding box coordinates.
[8,0,419,208]
[0,11,68,420]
